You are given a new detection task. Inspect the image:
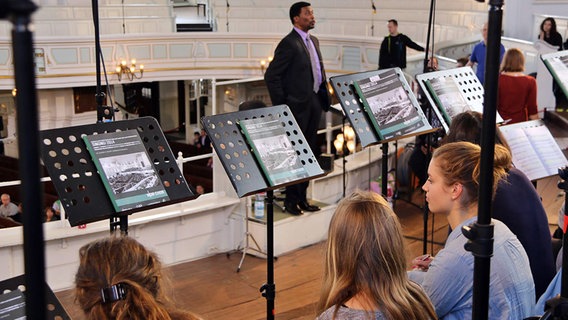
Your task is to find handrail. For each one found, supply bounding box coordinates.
[0,153,213,188]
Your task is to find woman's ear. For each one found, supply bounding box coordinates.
[451,183,463,200]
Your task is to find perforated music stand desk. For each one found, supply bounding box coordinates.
[0,275,70,319]
[202,105,325,197]
[329,68,437,195]
[416,66,485,133]
[202,105,326,320]
[329,68,436,148]
[541,50,568,100]
[39,117,196,227]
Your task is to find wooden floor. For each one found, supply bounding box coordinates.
[55,176,564,319]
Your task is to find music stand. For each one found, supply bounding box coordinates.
[416,66,486,133]
[541,50,568,103]
[0,275,70,319]
[329,68,436,205]
[415,66,485,252]
[39,117,196,228]
[202,105,326,320]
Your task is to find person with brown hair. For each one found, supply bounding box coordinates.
[409,142,535,319]
[75,236,201,320]
[316,191,436,320]
[498,48,539,124]
[443,111,554,299]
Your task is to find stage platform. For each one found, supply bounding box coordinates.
[246,199,334,258]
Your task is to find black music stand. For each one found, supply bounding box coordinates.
[416,66,487,133]
[416,66,484,253]
[329,68,436,204]
[39,117,196,228]
[201,105,326,320]
[0,275,70,319]
[541,49,568,102]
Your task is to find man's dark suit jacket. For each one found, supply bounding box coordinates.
[264,29,330,114]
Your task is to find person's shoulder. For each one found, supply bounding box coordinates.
[279,30,299,43]
[526,75,537,84]
[504,167,532,183]
[474,41,485,48]
[286,29,301,39]
[317,306,384,320]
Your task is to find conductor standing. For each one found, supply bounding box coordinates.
[264,1,330,216]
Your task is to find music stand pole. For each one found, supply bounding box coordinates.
[560,167,568,298]
[3,1,46,318]
[260,190,276,319]
[463,1,504,319]
[423,0,436,252]
[381,143,388,199]
[342,116,347,198]
[423,0,436,73]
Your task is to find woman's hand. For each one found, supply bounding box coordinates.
[411,254,433,271]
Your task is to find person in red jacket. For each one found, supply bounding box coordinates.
[497,48,539,124]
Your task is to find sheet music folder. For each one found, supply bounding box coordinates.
[330,68,436,148]
[416,66,497,133]
[39,117,196,227]
[201,105,326,198]
[541,49,568,100]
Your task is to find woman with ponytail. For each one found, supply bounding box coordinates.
[316,191,436,320]
[75,236,201,320]
[408,142,535,319]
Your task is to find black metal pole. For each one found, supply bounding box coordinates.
[463,1,504,320]
[6,1,45,319]
[92,0,107,122]
[260,190,275,319]
[423,0,436,73]
[420,0,436,253]
[559,167,568,298]
[342,116,347,198]
[381,143,388,198]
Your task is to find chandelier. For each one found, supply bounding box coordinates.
[333,125,356,155]
[116,59,144,81]
[260,56,273,75]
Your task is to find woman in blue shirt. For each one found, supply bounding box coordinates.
[408,142,535,319]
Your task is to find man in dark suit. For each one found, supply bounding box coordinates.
[264,1,330,216]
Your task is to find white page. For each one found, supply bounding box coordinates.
[524,125,568,176]
[500,126,548,180]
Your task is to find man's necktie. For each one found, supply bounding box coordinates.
[306,35,321,93]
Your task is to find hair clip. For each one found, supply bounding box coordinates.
[100,283,127,304]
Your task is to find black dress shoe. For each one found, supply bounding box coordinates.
[298,200,320,212]
[284,202,303,216]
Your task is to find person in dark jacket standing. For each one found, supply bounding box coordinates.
[378,19,424,70]
[264,1,330,216]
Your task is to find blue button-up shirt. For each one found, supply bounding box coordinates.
[409,217,535,320]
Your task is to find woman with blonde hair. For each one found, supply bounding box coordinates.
[316,191,436,320]
[442,111,554,299]
[409,142,534,319]
[75,236,201,320]
[497,48,539,124]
